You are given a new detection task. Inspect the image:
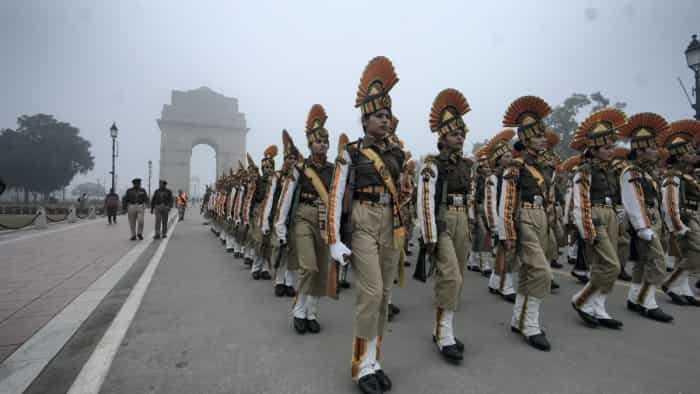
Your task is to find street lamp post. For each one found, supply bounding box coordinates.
[148,160,152,197]
[685,34,700,120]
[110,122,118,191]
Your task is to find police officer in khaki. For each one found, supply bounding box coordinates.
[619,112,674,322]
[417,88,472,363]
[328,56,405,394]
[498,95,555,351]
[569,108,628,329]
[660,119,700,306]
[276,105,334,334]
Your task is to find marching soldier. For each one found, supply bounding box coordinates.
[498,95,555,351]
[241,155,262,271]
[328,56,404,393]
[569,108,627,329]
[276,105,334,334]
[660,119,700,306]
[224,169,237,252]
[469,151,494,276]
[233,162,248,259]
[417,88,473,363]
[619,112,674,322]
[267,130,301,298]
[247,148,277,280]
[484,129,517,303]
[611,148,633,281]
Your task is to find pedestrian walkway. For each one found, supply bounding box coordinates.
[0,215,152,363]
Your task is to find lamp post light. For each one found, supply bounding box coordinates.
[109,122,118,191]
[148,160,152,197]
[685,34,700,120]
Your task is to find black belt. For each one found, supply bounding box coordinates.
[522,195,545,206]
[300,196,322,206]
[591,197,614,206]
[445,194,467,207]
[353,191,392,205]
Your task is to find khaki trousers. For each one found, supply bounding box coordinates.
[127,204,145,237]
[672,211,700,273]
[616,207,631,269]
[631,207,666,286]
[434,209,470,311]
[293,204,329,297]
[516,207,552,298]
[584,206,621,294]
[350,201,399,339]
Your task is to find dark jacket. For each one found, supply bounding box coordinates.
[151,188,174,208]
[122,187,149,209]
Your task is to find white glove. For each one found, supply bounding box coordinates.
[278,236,287,245]
[261,224,269,235]
[616,210,626,224]
[227,216,232,222]
[330,242,352,265]
[637,228,654,241]
[676,227,690,237]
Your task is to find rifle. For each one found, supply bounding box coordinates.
[413,237,428,282]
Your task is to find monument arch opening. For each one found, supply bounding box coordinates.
[157,87,248,195]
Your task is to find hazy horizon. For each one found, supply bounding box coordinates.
[1,1,698,195]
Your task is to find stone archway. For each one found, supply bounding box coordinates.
[157,87,249,194]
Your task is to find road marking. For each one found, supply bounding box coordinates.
[66,218,178,394]
[0,214,175,394]
[0,219,99,246]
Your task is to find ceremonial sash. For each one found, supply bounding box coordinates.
[523,162,546,197]
[360,147,405,247]
[302,164,330,243]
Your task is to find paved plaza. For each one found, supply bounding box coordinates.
[1,211,699,394]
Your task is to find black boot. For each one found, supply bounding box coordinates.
[357,374,381,394]
[306,319,321,333]
[550,259,563,269]
[375,369,392,392]
[433,335,464,352]
[572,302,599,327]
[685,296,700,306]
[261,271,272,280]
[550,280,560,292]
[340,280,351,289]
[640,307,674,323]
[503,293,516,303]
[244,257,253,266]
[252,270,261,280]
[598,317,624,329]
[293,317,307,334]
[666,291,689,306]
[285,286,296,297]
[274,284,286,297]
[525,332,551,352]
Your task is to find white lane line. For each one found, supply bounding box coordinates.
[0,219,99,246]
[0,214,175,394]
[66,218,178,394]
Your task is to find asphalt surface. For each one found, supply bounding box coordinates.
[98,217,700,394]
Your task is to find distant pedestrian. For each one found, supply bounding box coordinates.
[78,193,88,213]
[104,188,120,224]
[176,189,188,221]
[123,178,148,240]
[151,180,174,239]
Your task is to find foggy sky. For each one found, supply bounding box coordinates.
[1,1,698,194]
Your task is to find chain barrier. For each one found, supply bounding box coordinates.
[46,213,69,223]
[0,212,41,230]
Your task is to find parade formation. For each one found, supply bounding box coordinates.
[200,56,700,394]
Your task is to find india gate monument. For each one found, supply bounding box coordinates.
[156,87,248,194]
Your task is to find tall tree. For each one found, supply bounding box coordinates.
[545,92,626,159]
[0,114,94,201]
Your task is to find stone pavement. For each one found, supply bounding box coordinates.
[93,217,700,394]
[0,214,153,364]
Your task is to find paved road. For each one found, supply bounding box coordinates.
[96,218,700,394]
[0,214,152,363]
